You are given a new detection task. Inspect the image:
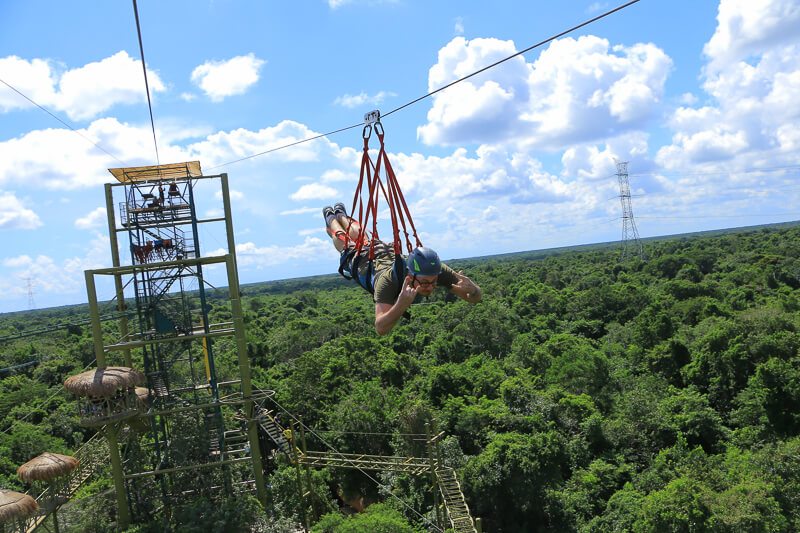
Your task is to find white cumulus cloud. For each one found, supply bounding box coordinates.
[215,189,245,201]
[333,90,396,109]
[290,183,338,201]
[234,237,334,268]
[0,192,42,230]
[0,117,172,190]
[75,207,107,229]
[321,169,357,183]
[704,0,800,72]
[418,35,672,149]
[190,53,265,102]
[0,117,356,193]
[656,0,800,171]
[454,17,465,35]
[0,51,165,121]
[0,232,110,302]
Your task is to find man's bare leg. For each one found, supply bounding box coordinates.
[327,217,348,253]
[336,213,361,242]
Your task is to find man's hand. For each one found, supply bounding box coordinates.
[396,275,418,308]
[450,271,482,303]
[375,275,418,335]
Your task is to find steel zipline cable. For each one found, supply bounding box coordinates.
[0,78,128,166]
[208,0,643,170]
[132,0,161,167]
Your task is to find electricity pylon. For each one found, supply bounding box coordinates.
[616,159,644,260]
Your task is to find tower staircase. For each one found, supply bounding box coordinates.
[253,405,293,455]
[436,467,478,533]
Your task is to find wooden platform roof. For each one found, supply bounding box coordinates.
[108,161,202,183]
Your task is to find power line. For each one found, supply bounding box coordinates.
[132,0,160,167]
[635,213,800,220]
[0,359,40,375]
[209,0,643,170]
[0,78,128,166]
[626,183,800,200]
[629,164,800,179]
[312,429,427,437]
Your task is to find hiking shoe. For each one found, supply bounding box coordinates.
[333,202,347,217]
[322,206,335,225]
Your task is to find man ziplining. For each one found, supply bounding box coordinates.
[324,202,482,335]
[324,113,482,334]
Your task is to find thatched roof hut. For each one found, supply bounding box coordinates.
[63,366,144,398]
[0,489,38,523]
[17,453,79,483]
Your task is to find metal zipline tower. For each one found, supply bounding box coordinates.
[616,160,644,260]
[67,161,267,529]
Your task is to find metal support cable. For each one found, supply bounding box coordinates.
[132,0,160,167]
[0,78,128,165]
[206,122,363,170]
[312,429,427,437]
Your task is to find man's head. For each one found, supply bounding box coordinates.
[407,246,441,296]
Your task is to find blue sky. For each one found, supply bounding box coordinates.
[1,0,799,312]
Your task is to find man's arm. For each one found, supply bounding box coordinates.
[374,275,417,335]
[448,271,482,304]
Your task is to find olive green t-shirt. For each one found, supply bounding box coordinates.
[372,246,458,304]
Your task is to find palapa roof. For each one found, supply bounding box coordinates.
[17,453,79,483]
[108,161,202,183]
[0,489,38,523]
[63,366,145,398]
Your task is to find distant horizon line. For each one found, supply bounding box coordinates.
[1,218,798,317]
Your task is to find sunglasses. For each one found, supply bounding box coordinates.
[413,277,437,288]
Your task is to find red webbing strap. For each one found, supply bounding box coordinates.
[376,129,422,253]
[373,130,402,254]
[370,126,400,255]
[347,132,371,252]
[366,157,381,260]
[350,125,383,258]
[348,119,423,259]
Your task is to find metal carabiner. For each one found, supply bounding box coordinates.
[362,124,372,140]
